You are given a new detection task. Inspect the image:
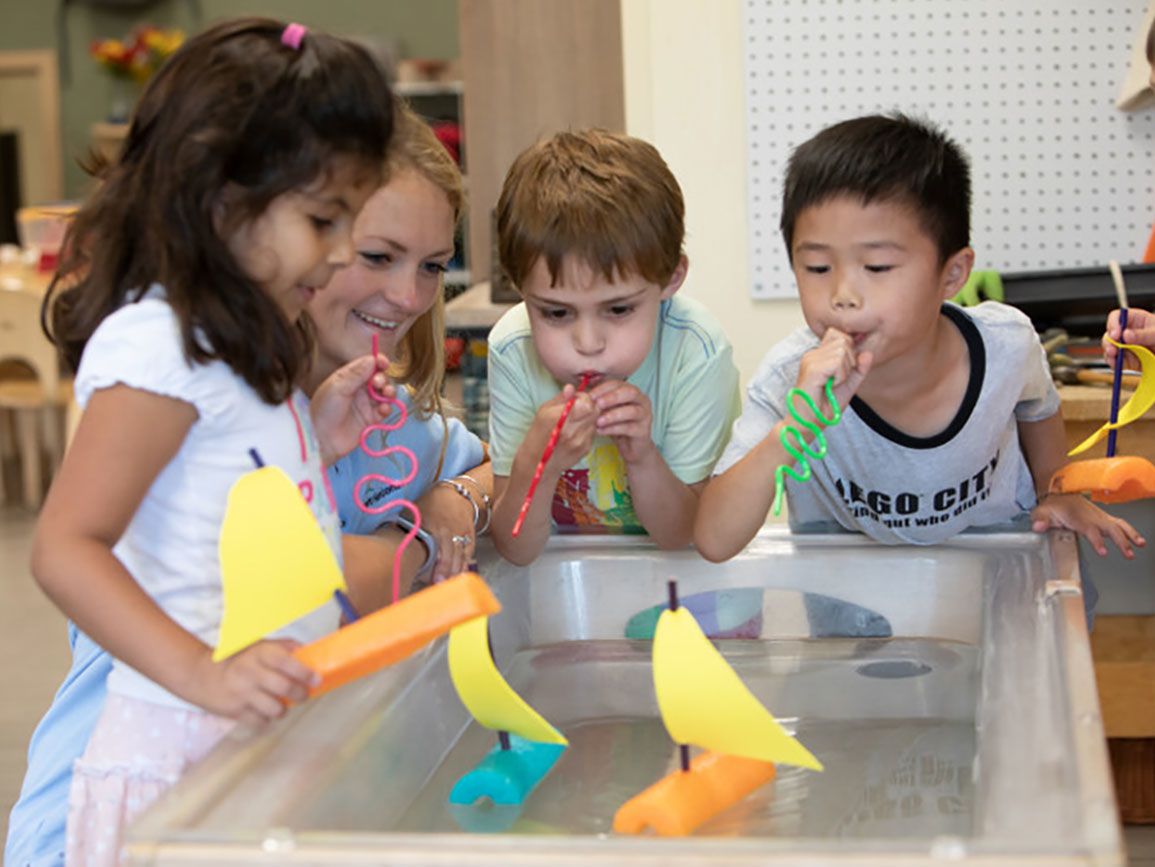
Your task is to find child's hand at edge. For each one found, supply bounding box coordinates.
[1103,308,1155,369]
[311,352,396,465]
[590,379,656,465]
[796,328,874,415]
[190,638,319,727]
[1031,492,1146,558]
[529,384,598,473]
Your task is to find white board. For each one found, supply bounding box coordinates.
[744,1,1155,298]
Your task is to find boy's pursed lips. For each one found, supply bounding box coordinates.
[577,369,605,386]
[822,325,870,345]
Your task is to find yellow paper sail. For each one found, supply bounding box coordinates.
[1069,339,1155,456]
[447,616,568,746]
[653,607,823,771]
[215,466,347,661]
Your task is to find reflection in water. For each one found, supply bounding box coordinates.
[857,660,933,679]
[448,801,524,833]
[395,638,977,839]
[624,587,893,641]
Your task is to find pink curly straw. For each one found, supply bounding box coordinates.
[354,333,421,604]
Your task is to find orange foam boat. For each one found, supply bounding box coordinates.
[611,584,821,837]
[294,572,500,699]
[612,751,777,836]
[1049,457,1155,505]
[1052,334,1155,504]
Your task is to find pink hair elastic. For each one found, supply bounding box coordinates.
[281,23,307,50]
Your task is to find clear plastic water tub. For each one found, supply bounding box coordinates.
[128,529,1122,865]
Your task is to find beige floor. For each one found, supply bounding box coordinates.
[2,505,1155,862]
[1136,826,1155,867]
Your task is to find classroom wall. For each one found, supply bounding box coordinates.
[0,0,458,201]
[2,0,791,373]
[620,0,806,391]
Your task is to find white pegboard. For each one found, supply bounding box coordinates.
[744,1,1155,298]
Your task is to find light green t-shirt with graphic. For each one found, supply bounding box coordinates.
[488,295,741,533]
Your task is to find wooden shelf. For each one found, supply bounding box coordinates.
[444,281,513,331]
[394,79,463,97]
[90,121,128,163]
[444,269,471,287]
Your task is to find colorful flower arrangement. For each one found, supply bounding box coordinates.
[90,26,184,82]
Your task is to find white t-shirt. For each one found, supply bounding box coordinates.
[714,302,1061,544]
[74,290,341,708]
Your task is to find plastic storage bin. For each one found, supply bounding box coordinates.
[128,529,1122,865]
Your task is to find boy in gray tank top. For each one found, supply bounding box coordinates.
[696,114,1143,566]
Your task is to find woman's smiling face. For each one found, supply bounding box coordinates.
[308,167,456,381]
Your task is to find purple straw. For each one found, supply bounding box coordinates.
[1106,307,1128,459]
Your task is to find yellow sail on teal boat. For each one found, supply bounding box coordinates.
[446,615,567,810]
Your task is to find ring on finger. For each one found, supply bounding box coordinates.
[451,534,473,547]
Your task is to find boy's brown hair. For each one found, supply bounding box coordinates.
[496,129,684,291]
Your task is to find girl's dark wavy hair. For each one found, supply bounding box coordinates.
[45,17,393,404]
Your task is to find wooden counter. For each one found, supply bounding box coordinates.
[1092,616,1155,738]
[1061,383,1155,821]
[1061,383,1155,459]
[1060,384,1155,739]
[0,264,53,296]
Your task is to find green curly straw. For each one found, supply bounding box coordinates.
[772,377,842,515]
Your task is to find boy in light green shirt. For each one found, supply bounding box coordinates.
[487,129,741,565]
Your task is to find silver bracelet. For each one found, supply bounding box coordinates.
[455,473,492,535]
[435,478,480,531]
[377,513,436,579]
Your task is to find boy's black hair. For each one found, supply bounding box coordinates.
[780,113,971,264]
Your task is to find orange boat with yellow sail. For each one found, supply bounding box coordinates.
[613,580,823,837]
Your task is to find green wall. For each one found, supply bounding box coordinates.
[0,0,459,199]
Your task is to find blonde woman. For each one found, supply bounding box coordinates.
[308,101,493,607]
